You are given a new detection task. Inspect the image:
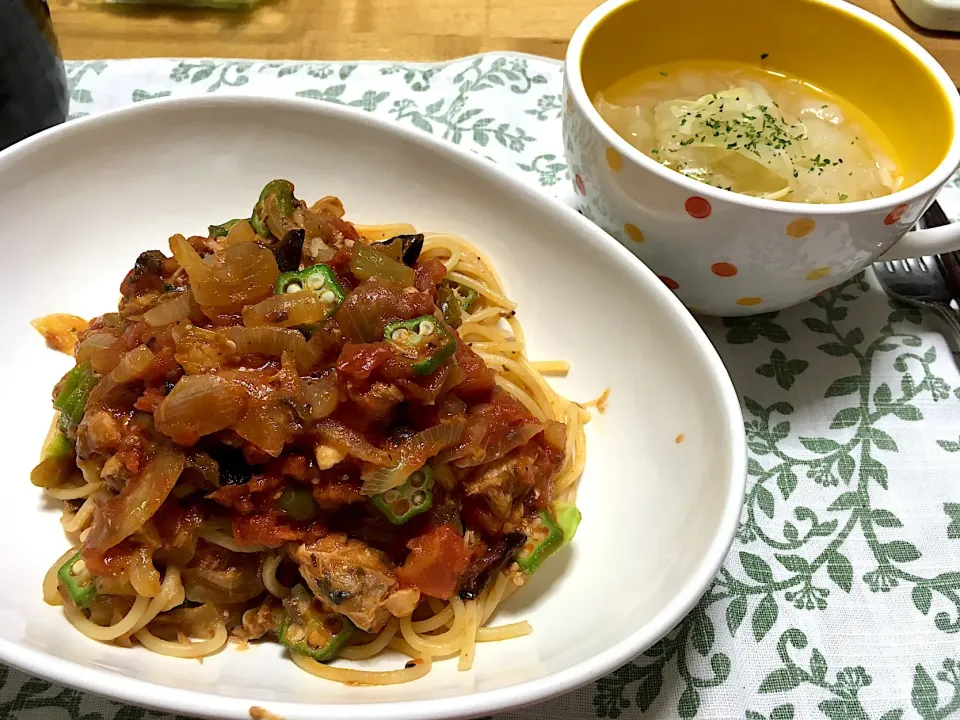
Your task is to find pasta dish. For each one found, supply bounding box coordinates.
[29,180,587,685]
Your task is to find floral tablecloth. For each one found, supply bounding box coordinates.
[4,54,960,720]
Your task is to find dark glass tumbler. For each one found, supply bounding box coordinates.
[0,0,69,151]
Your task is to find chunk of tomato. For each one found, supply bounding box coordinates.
[396,523,472,599]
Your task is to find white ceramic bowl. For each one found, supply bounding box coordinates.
[0,97,745,720]
[563,0,960,316]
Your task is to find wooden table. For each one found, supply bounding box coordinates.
[51,0,960,83]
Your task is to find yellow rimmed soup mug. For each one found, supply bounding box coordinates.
[563,0,960,315]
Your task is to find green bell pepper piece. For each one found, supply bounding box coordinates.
[436,285,462,329]
[276,487,317,522]
[42,430,73,460]
[251,180,297,238]
[450,281,477,312]
[372,467,434,524]
[349,242,415,286]
[53,362,98,432]
[275,264,345,321]
[553,501,581,547]
[516,511,564,574]
[383,315,456,376]
[436,281,477,329]
[58,551,97,609]
[208,218,243,238]
[279,611,355,663]
[372,234,424,266]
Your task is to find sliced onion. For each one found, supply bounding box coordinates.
[296,329,340,375]
[170,234,212,283]
[299,204,342,263]
[242,291,328,329]
[144,292,194,327]
[233,400,292,457]
[218,326,315,373]
[31,313,89,354]
[336,301,381,343]
[302,374,339,420]
[542,419,567,451]
[407,421,466,461]
[303,236,336,263]
[86,446,185,552]
[193,566,251,590]
[170,234,278,308]
[150,602,220,637]
[297,332,331,374]
[314,419,395,466]
[359,420,465,495]
[182,569,264,604]
[92,575,135,596]
[219,325,303,356]
[214,242,281,307]
[360,462,415,496]
[473,421,542,468]
[198,305,240,326]
[173,324,236,375]
[155,375,249,445]
[75,331,119,361]
[76,332,124,375]
[109,345,155,384]
[308,196,345,218]
[224,219,257,247]
[129,546,163,597]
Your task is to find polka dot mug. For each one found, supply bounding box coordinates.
[563,0,960,316]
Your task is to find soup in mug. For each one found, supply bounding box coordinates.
[594,60,903,203]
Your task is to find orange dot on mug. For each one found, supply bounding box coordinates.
[659,275,679,290]
[624,223,644,243]
[884,203,908,225]
[711,262,738,277]
[786,218,816,238]
[736,296,763,306]
[605,147,623,172]
[685,196,711,219]
[806,266,831,281]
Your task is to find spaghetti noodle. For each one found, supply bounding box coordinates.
[32,180,589,684]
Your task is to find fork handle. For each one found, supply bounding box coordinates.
[940,252,960,294]
[929,302,960,348]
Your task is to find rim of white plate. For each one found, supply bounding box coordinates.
[0,94,747,720]
[565,0,960,217]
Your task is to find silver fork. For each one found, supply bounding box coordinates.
[873,255,960,344]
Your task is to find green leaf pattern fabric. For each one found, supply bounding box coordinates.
[5,54,959,719]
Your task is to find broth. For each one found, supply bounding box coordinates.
[594,60,903,203]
